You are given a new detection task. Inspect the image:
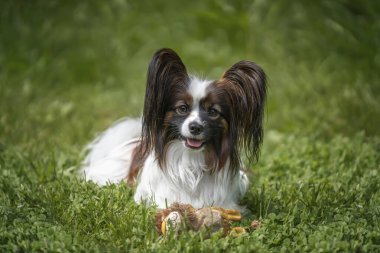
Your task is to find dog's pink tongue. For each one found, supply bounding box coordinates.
[187,138,203,148]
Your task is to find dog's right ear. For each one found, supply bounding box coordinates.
[219,60,267,166]
[141,48,189,155]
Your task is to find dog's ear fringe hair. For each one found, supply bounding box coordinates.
[139,48,189,162]
[221,60,267,166]
[138,50,266,171]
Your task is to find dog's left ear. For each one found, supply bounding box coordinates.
[140,48,189,159]
[221,60,267,163]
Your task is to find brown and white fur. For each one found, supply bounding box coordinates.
[82,48,266,211]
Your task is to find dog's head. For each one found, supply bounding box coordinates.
[140,48,266,173]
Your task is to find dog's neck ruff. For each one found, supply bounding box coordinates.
[162,141,210,193]
[134,140,242,209]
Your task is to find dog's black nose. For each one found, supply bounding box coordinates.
[189,122,204,135]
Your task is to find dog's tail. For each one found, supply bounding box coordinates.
[80,118,142,185]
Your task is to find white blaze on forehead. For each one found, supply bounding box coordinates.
[188,77,212,103]
[181,78,212,138]
[186,110,201,123]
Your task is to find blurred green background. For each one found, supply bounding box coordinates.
[1,0,380,251]
[1,0,379,152]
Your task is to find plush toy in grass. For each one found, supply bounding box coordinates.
[155,203,248,237]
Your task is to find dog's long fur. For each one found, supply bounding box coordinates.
[83,48,266,210]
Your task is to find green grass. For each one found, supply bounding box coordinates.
[1,0,380,252]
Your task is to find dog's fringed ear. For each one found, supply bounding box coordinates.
[140,48,189,156]
[221,61,267,164]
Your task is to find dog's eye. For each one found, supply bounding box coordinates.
[208,108,219,119]
[176,105,189,115]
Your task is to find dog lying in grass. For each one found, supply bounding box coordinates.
[82,48,266,212]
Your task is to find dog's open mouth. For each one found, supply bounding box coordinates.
[185,138,204,149]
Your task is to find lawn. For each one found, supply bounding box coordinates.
[1,0,379,252]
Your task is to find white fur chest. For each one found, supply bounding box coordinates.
[134,142,245,210]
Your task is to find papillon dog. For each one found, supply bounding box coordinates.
[83,48,266,211]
